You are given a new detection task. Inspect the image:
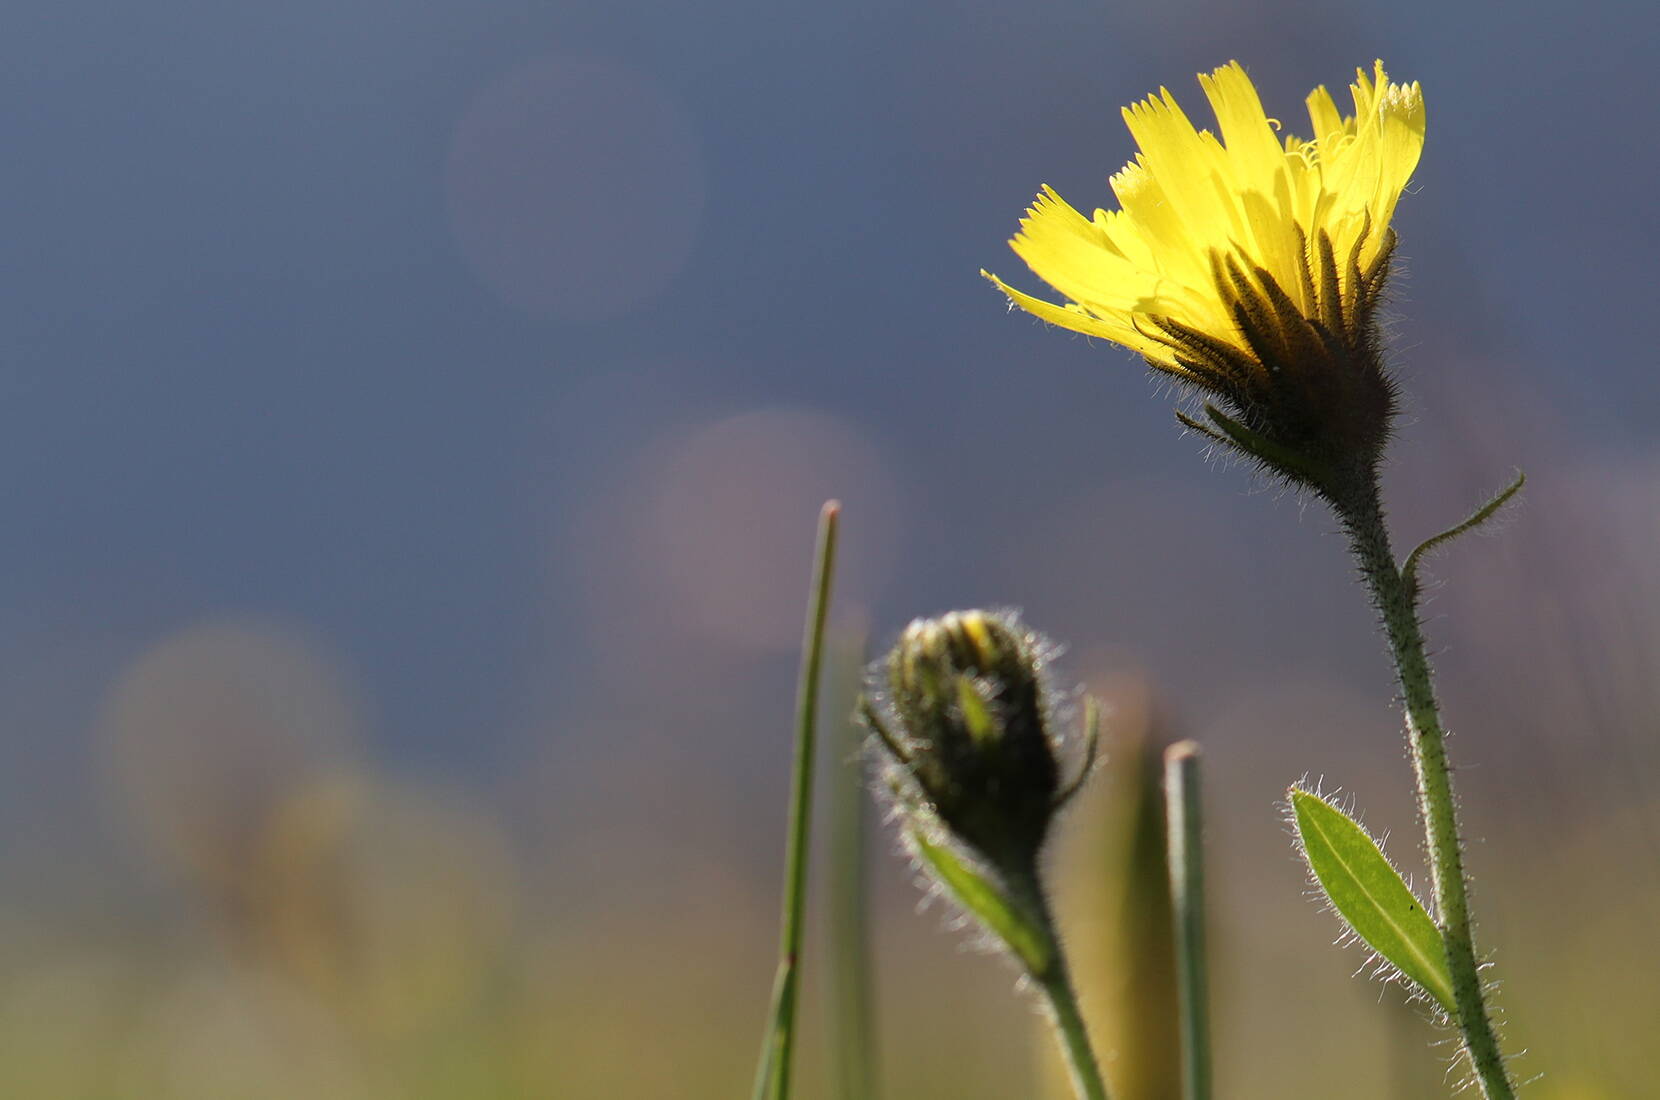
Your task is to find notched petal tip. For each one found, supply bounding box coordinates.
[982,270,1125,343]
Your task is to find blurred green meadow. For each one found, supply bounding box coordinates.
[3,593,1656,1098]
[2,0,1658,1095]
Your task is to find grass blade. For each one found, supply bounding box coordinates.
[750,501,841,1100]
[1163,742,1211,1100]
[826,629,878,1100]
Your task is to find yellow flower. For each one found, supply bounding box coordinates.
[984,61,1426,497]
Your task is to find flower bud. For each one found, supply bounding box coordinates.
[865,610,1091,877]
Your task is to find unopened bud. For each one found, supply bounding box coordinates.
[865,610,1093,877]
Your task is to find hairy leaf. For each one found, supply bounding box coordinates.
[912,832,1051,974]
[1290,789,1455,1012]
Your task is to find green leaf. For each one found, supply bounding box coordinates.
[1401,469,1525,597]
[911,832,1052,975]
[1289,789,1456,1013]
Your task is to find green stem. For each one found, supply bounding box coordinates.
[1037,959,1110,1100]
[1007,872,1111,1100]
[750,501,841,1100]
[1163,741,1211,1100]
[1336,478,1516,1100]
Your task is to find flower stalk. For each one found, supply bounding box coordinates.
[990,865,1108,1100]
[1333,477,1516,1100]
[1032,932,1111,1100]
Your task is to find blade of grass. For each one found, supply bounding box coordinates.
[1164,742,1211,1100]
[750,500,841,1100]
[826,627,878,1100]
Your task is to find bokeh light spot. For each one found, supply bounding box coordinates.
[630,406,901,655]
[99,619,364,892]
[445,56,706,321]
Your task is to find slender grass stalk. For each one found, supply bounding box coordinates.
[750,501,841,1100]
[1162,741,1210,1100]
[826,630,877,1100]
[1335,478,1516,1100]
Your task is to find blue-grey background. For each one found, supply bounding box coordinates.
[1,0,1656,1096]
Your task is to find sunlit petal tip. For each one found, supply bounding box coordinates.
[1028,184,1066,212]
[1198,60,1255,99]
[982,270,1126,343]
[1383,80,1426,123]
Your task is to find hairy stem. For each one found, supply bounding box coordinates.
[1336,478,1516,1099]
[1007,872,1111,1100]
[1039,965,1110,1100]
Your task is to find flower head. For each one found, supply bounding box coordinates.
[863,610,1096,878]
[984,61,1425,500]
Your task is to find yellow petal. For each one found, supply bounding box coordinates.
[1305,84,1346,143]
[1121,90,1238,249]
[987,60,1424,370]
[981,270,1174,364]
[1198,61,1285,197]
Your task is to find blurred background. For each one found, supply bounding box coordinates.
[1,0,1656,1096]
